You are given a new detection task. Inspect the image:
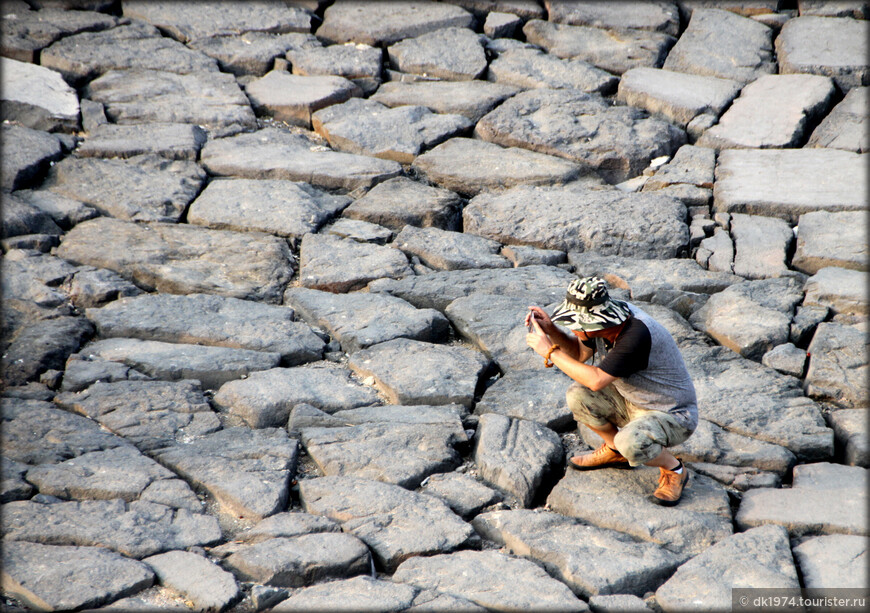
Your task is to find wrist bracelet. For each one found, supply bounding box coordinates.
[544,344,559,368]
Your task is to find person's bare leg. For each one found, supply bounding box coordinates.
[585,422,618,448]
[644,449,680,471]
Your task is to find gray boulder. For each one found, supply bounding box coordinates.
[793,211,868,274]
[0,57,79,132]
[245,70,362,128]
[617,67,742,128]
[0,5,116,63]
[487,48,618,93]
[805,322,868,408]
[85,68,257,138]
[155,427,297,521]
[393,550,588,612]
[57,217,294,303]
[54,379,219,453]
[0,124,63,191]
[1,459,33,503]
[807,86,869,153]
[299,233,412,293]
[474,413,562,506]
[299,476,474,571]
[143,551,239,613]
[212,365,379,427]
[655,525,799,610]
[235,512,340,544]
[348,338,490,408]
[1,316,93,386]
[288,43,381,94]
[736,463,869,536]
[1,541,154,612]
[792,534,870,588]
[475,367,576,430]
[341,176,463,232]
[642,144,715,192]
[827,409,870,467]
[191,31,321,76]
[697,74,837,149]
[790,304,830,347]
[803,267,868,318]
[312,98,471,163]
[523,19,674,75]
[284,287,449,353]
[798,1,869,18]
[475,88,686,184]
[324,218,393,244]
[776,16,869,91]
[546,0,679,35]
[200,128,402,192]
[502,244,567,267]
[662,8,775,83]
[687,462,780,492]
[2,498,221,558]
[420,472,501,518]
[393,225,509,271]
[8,189,98,230]
[411,137,582,197]
[316,1,474,46]
[465,184,688,258]
[371,80,520,122]
[473,509,681,598]
[730,213,796,279]
[387,27,486,81]
[44,154,206,223]
[76,123,206,161]
[762,343,808,378]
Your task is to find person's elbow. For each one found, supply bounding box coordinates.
[586,370,616,392]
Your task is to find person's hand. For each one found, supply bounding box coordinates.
[524,306,554,335]
[526,317,553,357]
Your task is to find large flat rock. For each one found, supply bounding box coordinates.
[655,525,799,611]
[475,367,576,430]
[1,541,154,612]
[44,154,206,223]
[547,467,734,560]
[76,122,207,161]
[805,322,868,409]
[316,1,474,46]
[776,16,869,91]
[191,31,320,76]
[410,137,582,197]
[1,57,79,132]
[546,1,679,35]
[730,213,795,279]
[57,217,294,304]
[143,550,239,612]
[2,498,221,558]
[713,148,869,223]
[0,4,117,63]
[200,128,402,192]
[393,550,587,612]
[1,194,62,240]
[736,463,869,536]
[807,86,869,153]
[288,42,382,92]
[212,365,379,427]
[803,267,868,317]
[299,233,412,293]
[697,74,837,149]
[154,427,297,521]
[473,509,681,598]
[464,184,688,258]
[371,80,520,122]
[341,176,463,232]
[523,19,674,75]
[85,68,257,137]
[246,70,362,128]
[792,534,870,589]
[475,88,686,184]
[827,409,870,467]
[393,225,509,271]
[298,476,474,571]
[793,211,868,274]
[662,8,775,83]
[0,124,63,191]
[486,47,618,94]
[77,338,281,390]
[0,315,93,386]
[347,338,490,408]
[387,27,486,81]
[54,379,220,454]
[419,472,501,519]
[283,286,449,353]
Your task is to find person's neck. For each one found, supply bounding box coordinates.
[598,320,628,344]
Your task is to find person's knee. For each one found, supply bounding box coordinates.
[614,427,662,466]
[566,383,611,427]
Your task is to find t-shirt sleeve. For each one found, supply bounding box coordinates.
[598,319,651,378]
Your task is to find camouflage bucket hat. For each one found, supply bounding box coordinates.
[551,276,631,332]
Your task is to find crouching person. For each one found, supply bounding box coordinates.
[525,276,698,506]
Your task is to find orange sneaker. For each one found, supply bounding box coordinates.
[651,466,689,506]
[568,444,632,470]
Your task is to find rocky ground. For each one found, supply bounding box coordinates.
[1,0,868,611]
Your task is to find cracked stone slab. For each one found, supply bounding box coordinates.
[44,154,206,223]
[655,525,799,610]
[348,338,491,408]
[792,534,870,588]
[473,413,562,507]
[420,472,501,518]
[411,137,582,197]
[191,31,320,76]
[200,127,402,191]
[393,225,509,271]
[371,80,520,123]
[0,5,117,63]
[2,498,222,558]
[284,286,449,353]
[803,267,868,318]
[475,368,576,430]
[85,68,257,138]
[546,1,679,35]
[662,8,775,83]
[213,365,379,428]
[76,123,207,161]
[793,211,868,274]
[1,458,34,503]
[1,541,154,612]
[475,88,686,184]
[143,550,239,612]
[487,47,618,93]
[57,217,294,303]
[805,322,869,409]
[87,293,324,364]
[713,148,869,223]
[393,549,588,612]
[341,177,462,232]
[465,184,688,258]
[736,463,869,536]
[473,509,681,598]
[234,512,340,544]
[246,70,362,128]
[1,57,80,132]
[807,86,869,153]
[154,427,298,521]
[8,189,98,231]
[288,42,381,94]
[547,467,733,560]
[828,409,870,467]
[1,315,94,386]
[523,19,674,75]
[53,379,221,454]
[730,213,795,279]
[299,232,412,293]
[387,27,486,81]
[298,476,474,571]
[0,124,64,192]
[312,98,472,163]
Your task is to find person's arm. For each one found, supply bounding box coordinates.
[526,317,616,391]
[525,306,592,363]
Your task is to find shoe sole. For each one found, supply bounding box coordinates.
[568,461,634,471]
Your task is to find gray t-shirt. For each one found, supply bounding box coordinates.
[588,304,698,432]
